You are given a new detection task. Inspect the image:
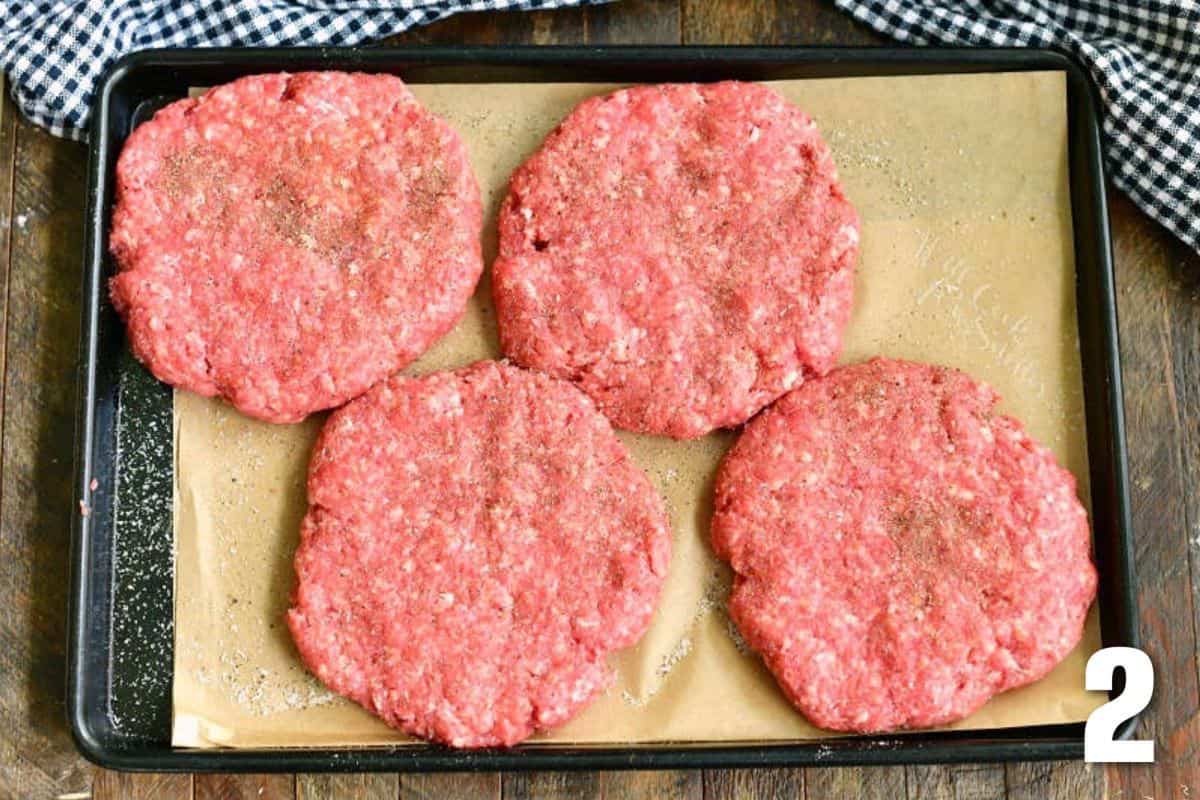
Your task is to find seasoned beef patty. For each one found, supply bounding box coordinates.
[288,361,672,747]
[493,81,859,438]
[711,358,1097,732]
[110,72,483,422]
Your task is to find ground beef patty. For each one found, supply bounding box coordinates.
[288,360,671,747]
[492,81,859,439]
[711,358,1097,732]
[109,72,483,423]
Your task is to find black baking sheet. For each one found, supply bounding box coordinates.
[69,46,1136,771]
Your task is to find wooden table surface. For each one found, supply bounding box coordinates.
[1,1,1197,798]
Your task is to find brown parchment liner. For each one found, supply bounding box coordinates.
[171,71,1104,749]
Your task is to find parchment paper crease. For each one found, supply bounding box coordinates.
[172,71,1103,748]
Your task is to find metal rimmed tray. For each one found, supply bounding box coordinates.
[70,45,1137,771]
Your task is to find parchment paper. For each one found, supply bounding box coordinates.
[172,71,1103,748]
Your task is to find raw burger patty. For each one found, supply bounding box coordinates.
[109,72,483,423]
[493,81,859,439]
[711,358,1097,732]
[288,360,671,748]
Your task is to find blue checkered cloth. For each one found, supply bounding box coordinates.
[0,0,602,140]
[836,0,1200,254]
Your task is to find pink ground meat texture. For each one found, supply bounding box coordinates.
[109,72,483,423]
[493,81,859,439]
[288,361,671,748]
[711,358,1098,733]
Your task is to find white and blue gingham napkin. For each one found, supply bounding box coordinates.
[0,0,602,140]
[835,0,1200,254]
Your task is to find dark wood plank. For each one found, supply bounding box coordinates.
[0,79,14,794]
[388,0,679,47]
[0,114,92,800]
[296,774,398,800]
[195,773,296,800]
[905,765,1005,800]
[603,770,702,800]
[505,772,602,800]
[0,77,15,406]
[1104,189,1200,799]
[399,772,499,800]
[384,3,585,46]
[1153,187,1200,798]
[587,0,681,44]
[1005,761,1104,800]
[0,75,17,574]
[92,771,192,800]
[704,768,803,799]
[681,0,884,46]
[805,765,905,800]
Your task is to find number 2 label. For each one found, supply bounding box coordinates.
[1084,647,1154,762]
